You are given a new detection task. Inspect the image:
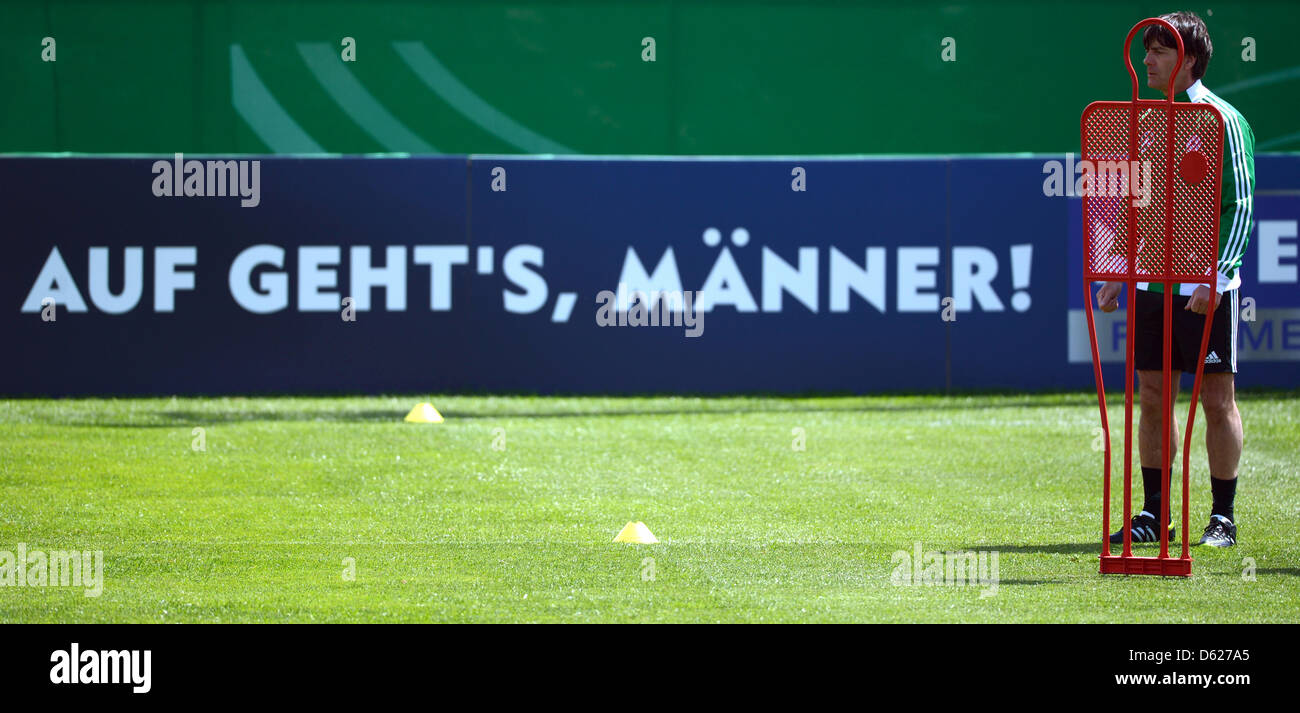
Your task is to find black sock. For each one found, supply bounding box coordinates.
[1140,466,1165,518]
[1211,478,1237,523]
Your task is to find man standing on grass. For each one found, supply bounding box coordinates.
[1094,11,1254,547]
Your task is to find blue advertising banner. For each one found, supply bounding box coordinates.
[1065,153,1300,390]
[2,154,1296,395]
[3,157,471,395]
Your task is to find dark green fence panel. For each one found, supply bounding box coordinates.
[2,1,1296,154]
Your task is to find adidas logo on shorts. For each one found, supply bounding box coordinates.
[1205,351,1222,364]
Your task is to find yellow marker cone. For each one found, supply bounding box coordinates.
[404,402,444,423]
[613,521,659,544]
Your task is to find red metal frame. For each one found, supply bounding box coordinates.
[1081,18,1225,577]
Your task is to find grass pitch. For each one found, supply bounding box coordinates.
[1,391,1297,623]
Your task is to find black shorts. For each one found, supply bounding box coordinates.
[1133,288,1237,373]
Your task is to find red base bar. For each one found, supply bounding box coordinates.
[1099,555,1192,577]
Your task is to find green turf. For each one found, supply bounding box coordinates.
[1,391,1297,623]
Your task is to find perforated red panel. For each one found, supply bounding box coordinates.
[1081,100,1224,282]
[1169,107,1225,280]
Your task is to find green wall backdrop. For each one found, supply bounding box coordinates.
[2,1,1297,155]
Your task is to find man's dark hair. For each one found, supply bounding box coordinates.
[1142,11,1213,80]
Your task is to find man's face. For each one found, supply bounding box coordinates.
[1143,39,1195,94]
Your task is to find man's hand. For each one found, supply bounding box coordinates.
[1096,281,1123,313]
[1185,285,1221,315]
